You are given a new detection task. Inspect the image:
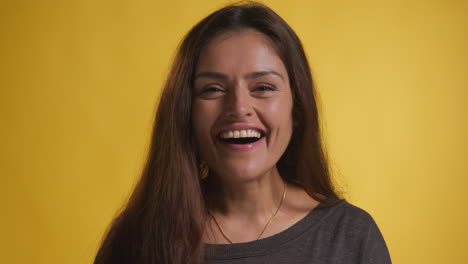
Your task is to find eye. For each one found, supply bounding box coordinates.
[203,86,224,93]
[197,85,226,99]
[253,85,277,92]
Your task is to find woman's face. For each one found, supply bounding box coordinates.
[192,29,293,182]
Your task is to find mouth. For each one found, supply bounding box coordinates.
[217,129,265,145]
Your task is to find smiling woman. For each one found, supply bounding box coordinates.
[192,29,294,185]
[94,2,391,264]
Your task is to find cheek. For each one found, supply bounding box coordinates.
[264,94,294,144]
[192,100,218,142]
[266,95,294,125]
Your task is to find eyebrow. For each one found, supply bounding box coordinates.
[194,71,284,81]
[245,71,284,80]
[194,71,228,81]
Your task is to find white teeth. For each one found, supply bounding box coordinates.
[220,129,262,139]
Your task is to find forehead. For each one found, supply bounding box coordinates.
[196,29,287,76]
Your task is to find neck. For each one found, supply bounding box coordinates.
[208,167,285,221]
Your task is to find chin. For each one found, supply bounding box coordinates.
[212,162,276,183]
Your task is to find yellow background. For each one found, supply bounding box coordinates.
[1,0,467,263]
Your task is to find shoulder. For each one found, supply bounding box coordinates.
[320,200,377,228]
[313,200,381,246]
[316,200,391,263]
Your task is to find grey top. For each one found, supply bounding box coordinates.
[204,200,391,264]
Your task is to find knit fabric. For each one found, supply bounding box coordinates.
[204,200,391,264]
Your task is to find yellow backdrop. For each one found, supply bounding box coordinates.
[1,0,467,263]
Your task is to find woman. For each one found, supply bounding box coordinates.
[95,2,391,264]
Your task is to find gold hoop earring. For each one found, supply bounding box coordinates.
[200,161,209,180]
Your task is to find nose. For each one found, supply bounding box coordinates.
[224,85,253,119]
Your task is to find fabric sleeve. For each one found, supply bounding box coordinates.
[360,217,392,264]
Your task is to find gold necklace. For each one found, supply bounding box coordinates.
[209,180,287,244]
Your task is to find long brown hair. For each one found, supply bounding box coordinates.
[94,2,341,263]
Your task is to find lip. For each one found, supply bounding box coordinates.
[218,136,265,151]
[214,123,267,151]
